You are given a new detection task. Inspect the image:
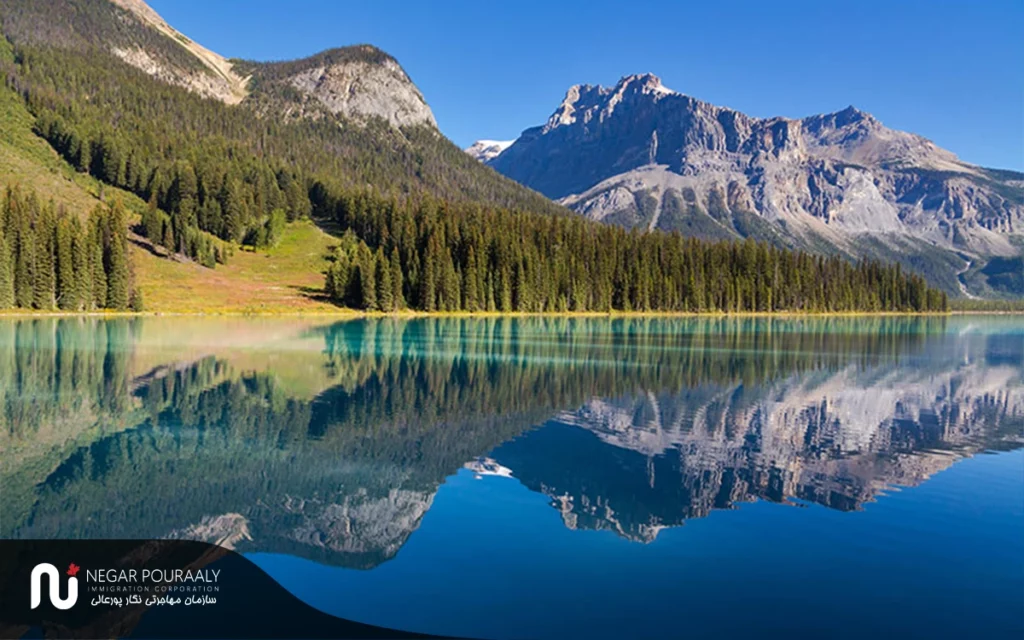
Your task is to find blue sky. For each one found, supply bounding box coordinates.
[150,0,1023,170]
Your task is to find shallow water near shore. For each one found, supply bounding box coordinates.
[2,315,1022,638]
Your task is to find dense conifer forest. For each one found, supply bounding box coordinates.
[0,1,949,313]
[0,187,140,311]
[321,191,948,312]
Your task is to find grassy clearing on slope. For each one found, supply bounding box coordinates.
[133,219,340,313]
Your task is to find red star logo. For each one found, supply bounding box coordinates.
[67,563,80,577]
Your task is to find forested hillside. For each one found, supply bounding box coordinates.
[0,0,949,313]
[321,191,947,312]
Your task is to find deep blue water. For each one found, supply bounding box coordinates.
[254,450,1024,639]
[2,315,1022,638]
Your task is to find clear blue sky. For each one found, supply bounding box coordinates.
[150,0,1023,170]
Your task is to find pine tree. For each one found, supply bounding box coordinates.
[221,177,248,243]
[441,254,459,311]
[0,227,13,308]
[325,248,350,302]
[419,239,437,312]
[32,203,55,310]
[142,195,166,250]
[90,216,107,310]
[499,267,512,312]
[73,136,91,174]
[105,202,131,310]
[13,209,31,308]
[129,288,145,312]
[55,218,75,310]
[375,249,393,312]
[389,248,404,310]
[71,225,92,311]
[358,245,377,311]
[284,178,311,221]
[170,161,198,228]
[464,246,480,312]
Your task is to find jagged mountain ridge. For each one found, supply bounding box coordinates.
[472,74,1024,297]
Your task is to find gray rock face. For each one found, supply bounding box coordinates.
[286,54,437,129]
[479,74,1023,296]
[110,3,436,130]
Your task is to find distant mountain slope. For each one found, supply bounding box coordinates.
[0,0,562,217]
[465,139,514,162]
[472,74,1023,297]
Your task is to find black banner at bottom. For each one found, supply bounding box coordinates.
[0,539,455,639]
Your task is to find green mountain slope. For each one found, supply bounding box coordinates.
[0,0,562,216]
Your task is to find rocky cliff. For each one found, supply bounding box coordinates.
[473,74,1024,297]
[242,46,437,129]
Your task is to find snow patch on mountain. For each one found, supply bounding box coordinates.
[465,139,515,162]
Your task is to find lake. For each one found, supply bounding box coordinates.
[1,315,1022,639]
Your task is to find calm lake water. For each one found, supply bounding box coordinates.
[2,316,1022,639]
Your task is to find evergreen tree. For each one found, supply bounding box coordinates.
[32,203,55,310]
[13,209,35,308]
[105,201,131,310]
[464,246,480,312]
[358,245,377,311]
[441,255,459,311]
[55,218,75,310]
[71,226,92,311]
[389,248,404,310]
[0,227,13,308]
[129,287,145,312]
[419,239,438,312]
[375,249,393,312]
[90,227,107,310]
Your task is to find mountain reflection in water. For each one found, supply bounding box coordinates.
[1,316,1021,569]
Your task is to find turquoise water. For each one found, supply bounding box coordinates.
[2,316,1022,638]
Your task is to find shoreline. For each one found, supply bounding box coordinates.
[0,310,1019,318]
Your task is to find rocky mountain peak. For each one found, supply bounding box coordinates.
[544,73,675,133]
[835,104,874,125]
[480,74,1023,297]
[545,83,601,130]
[801,104,879,139]
[615,72,673,95]
[244,44,437,129]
